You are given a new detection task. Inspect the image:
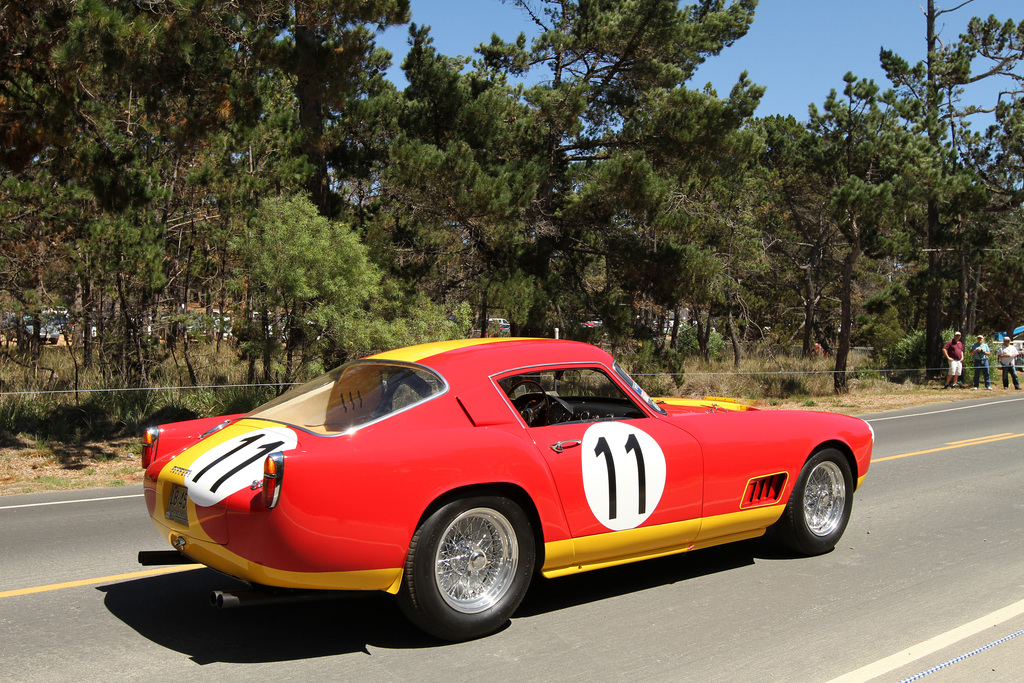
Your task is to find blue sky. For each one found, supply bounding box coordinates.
[377,0,1017,121]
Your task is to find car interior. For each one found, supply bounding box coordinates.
[498,368,645,427]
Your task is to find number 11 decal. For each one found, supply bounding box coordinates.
[581,423,666,531]
[186,426,298,507]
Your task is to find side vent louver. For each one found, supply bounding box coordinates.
[741,473,788,508]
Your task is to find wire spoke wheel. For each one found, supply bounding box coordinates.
[434,508,518,613]
[775,448,854,556]
[803,460,846,537]
[399,495,535,641]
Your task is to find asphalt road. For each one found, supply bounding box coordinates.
[3,394,1024,682]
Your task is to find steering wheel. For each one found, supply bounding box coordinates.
[509,378,575,427]
[510,379,550,427]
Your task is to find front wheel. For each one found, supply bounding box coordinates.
[775,448,853,556]
[398,496,535,641]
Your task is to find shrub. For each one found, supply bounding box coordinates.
[884,329,927,373]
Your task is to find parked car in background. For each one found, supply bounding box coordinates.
[140,338,873,641]
[23,309,70,344]
[185,309,233,339]
[487,318,511,335]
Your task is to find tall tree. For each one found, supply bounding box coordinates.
[881,1,1022,375]
[386,0,764,343]
[251,0,410,216]
[807,74,899,392]
[756,115,844,358]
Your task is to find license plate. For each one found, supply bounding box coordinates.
[165,484,189,525]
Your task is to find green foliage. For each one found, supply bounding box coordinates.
[884,329,927,372]
[231,193,379,379]
[673,326,727,359]
[615,343,687,398]
[1,0,1022,409]
[859,283,913,359]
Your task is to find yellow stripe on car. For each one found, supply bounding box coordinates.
[541,506,783,578]
[369,337,536,363]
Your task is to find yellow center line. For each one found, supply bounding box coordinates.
[874,432,1024,462]
[0,564,202,599]
[947,433,1014,445]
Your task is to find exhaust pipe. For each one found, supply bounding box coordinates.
[211,588,347,609]
[138,550,196,566]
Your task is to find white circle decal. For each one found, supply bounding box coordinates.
[186,426,298,507]
[581,423,666,531]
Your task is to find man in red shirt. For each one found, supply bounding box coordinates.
[942,331,964,389]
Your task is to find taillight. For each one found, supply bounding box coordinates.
[142,426,160,468]
[262,452,285,509]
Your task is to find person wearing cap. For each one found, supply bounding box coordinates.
[969,334,992,390]
[997,336,1021,390]
[941,331,964,389]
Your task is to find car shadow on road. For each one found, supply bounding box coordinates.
[98,567,432,664]
[100,533,797,662]
[517,532,787,617]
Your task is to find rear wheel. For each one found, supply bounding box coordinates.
[398,496,535,641]
[776,448,853,556]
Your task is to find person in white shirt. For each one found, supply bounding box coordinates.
[996,337,1021,390]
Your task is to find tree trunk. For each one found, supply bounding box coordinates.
[727,298,742,367]
[923,1,947,380]
[802,265,817,357]
[925,245,945,378]
[669,306,681,350]
[834,223,861,394]
[965,262,981,334]
[294,7,330,217]
[695,307,712,361]
[479,297,489,338]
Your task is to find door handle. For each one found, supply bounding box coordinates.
[550,439,581,453]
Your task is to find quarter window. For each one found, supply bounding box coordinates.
[249,361,444,434]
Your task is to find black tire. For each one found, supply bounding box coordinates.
[397,496,535,641]
[775,448,854,556]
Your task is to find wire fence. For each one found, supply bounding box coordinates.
[0,366,962,398]
[634,366,949,378]
[0,382,297,398]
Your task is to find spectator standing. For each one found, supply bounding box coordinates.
[997,337,1021,390]
[969,334,992,390]
[941,331,964,389]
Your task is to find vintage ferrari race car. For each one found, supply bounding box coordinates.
[141,338,873,640]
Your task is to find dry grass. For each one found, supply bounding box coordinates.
[2,379,993,496]
[762,383,996,414]
[0,436,143,496]
[0,342,266,496]
[3,342,999,496]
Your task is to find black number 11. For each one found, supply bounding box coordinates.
[594,434,646,520]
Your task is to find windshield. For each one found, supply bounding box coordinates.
[248,361,445,434]
[613,361,666,415]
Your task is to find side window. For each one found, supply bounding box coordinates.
[498,368,645,427]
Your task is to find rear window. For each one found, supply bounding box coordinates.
[248,361,445,434]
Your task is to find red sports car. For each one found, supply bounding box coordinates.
[141,338,872,640]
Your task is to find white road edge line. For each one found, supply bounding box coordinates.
[826,596,1024,683]
[866,396,1024,422]
[0,493,144,511]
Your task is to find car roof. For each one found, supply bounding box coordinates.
[368,338,613,382]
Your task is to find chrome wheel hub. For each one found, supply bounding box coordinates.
[803,460,846,537]
[434,508,519,614]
